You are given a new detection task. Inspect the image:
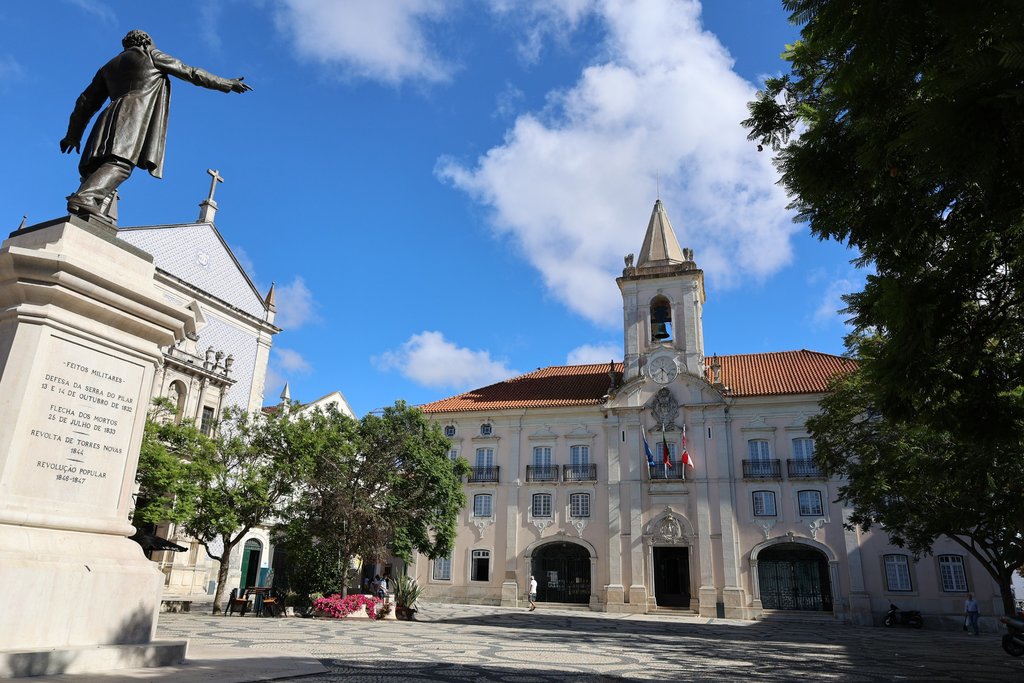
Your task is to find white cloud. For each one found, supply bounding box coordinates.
[438,0,794,327]
[487,0,597,64]
[64,0,116,23]
[566,342,620,365]
[812,277,858,327]
[274,0,454,84]
[0,56,24,83]
[274,276,319,330]
[264,366,287,402]
[373,331,520,390]
[273,347,313,374]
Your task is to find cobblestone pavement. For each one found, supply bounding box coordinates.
[155,601,1022,682]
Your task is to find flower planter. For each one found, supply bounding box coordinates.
[312,594,393,620]
[395,605,418,621]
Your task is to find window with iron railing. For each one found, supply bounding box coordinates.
[563,463,597,481]
[649,462,684,480]
[742,459,782,478]
[468,466,500,483]
[526,464,558,482]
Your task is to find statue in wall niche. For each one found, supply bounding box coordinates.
[650,387,679,428]
[60,30,252,222]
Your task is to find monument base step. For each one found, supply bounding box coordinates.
[0,640,187,678]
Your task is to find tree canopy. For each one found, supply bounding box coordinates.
[275,401,468,596]
[744,1,1024,445]
[808,357,1024,615]
[135,401,311,613]
[744,1,1024,612]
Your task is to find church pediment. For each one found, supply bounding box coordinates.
[118,223,267,319]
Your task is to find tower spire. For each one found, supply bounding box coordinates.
[635,199,685,267]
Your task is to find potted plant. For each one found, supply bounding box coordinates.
[392,574,422,620]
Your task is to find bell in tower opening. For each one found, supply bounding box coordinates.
[650,295,673,342]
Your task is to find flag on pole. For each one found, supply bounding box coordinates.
[642,428,656,467]
[662,431,671,468]
[681,425,695,469]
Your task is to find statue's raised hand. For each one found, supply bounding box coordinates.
[60,136,80,154]
[230,77,252,94]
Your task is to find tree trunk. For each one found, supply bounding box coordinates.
[210,542,234,615]
[998,571,1017,616]
[340,553,351,598]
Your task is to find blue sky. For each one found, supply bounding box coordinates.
[1,0,864,416]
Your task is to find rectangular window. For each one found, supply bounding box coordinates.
[533,446,552,467]
[752,491,777,516]
[884,554,913,592]
[570,445,590,465]
[471,549,490,582]
[432,555,452,581]
[938,555,968,593]
[531,493,552,518]
[449,449,458,461]
[797,490,823,516]
[792,438,815,460]
[569,493,591,518]
[200,406,215,435]
[475,448,494,468]
[748,439,771,460]
[472,493,492,517]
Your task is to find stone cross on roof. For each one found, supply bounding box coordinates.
[198,168,224,223]
[206,168,224,202]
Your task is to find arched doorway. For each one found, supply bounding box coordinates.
[531,542,590,603]
[239,538,262,589]
[757,543,833,611]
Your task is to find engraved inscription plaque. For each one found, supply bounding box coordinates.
[8,335,145,512]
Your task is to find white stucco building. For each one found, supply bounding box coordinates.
[415,200,1004,629]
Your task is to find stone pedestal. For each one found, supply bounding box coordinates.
[0,216,194,677]
[500,579,520,607]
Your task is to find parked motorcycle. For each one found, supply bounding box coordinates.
[1000,612,1024,657]
[884,603,923,628]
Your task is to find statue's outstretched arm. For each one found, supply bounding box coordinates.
[151,49,252,94]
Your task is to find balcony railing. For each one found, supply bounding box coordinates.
[526,465,559,482]
[649,462,685,480]
[468,466,500,483]
[787,459,824,479]
[562,463,597,482]
[743,459,782,479]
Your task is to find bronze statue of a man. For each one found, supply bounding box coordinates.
[60,30,252,220]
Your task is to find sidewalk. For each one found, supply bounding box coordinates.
[20,601,1024,682]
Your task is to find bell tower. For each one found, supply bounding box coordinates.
[617,200,706,383]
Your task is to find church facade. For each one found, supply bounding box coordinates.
[118,188,280,597]
[415,201,1001,628]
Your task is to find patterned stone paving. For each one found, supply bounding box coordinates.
[156,601,1022,682]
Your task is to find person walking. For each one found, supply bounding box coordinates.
[964,593,980,635]
[528,575,538,612]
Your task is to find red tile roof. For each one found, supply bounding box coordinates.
[419,350,855,414]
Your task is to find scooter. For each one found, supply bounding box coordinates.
[884,603,923,628]
[1000,612,1024,657]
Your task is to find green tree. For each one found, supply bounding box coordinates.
[743,1,1024,442]
[808,354,1024,615]
[744,2,1024,612]
[276,401,468,596]
[135,402,311,614]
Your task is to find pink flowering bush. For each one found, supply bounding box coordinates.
[312,594,391,620]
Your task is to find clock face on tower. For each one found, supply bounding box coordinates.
[649,356,678,384]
